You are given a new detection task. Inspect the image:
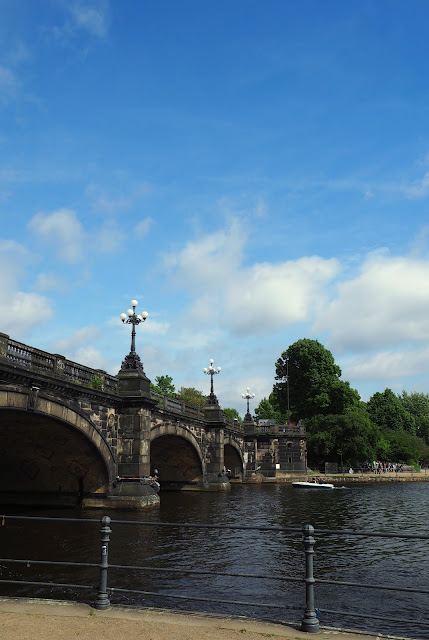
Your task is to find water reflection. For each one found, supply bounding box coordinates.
[0,482,428,637]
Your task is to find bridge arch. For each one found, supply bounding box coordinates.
[0,388,115,506]
[224,436,244,477]
[150,424,204,486]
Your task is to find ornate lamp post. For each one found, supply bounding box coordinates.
[119,299,148,372]
[242,387,255,423]
[203,359,221,405]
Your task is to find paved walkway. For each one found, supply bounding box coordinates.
[0,597,405,640]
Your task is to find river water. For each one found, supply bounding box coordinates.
[0,482,428,638]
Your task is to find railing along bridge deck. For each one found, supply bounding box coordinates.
[1,334,242,431]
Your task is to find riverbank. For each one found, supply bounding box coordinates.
[0,597,412,640]
[241,470,429,483]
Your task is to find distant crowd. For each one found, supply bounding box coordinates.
[359,461,405,474]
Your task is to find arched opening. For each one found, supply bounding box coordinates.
[224,443,243,479]
[0,409,110,507]
[150,434,203,489]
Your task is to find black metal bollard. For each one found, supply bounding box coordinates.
[94,515,111,610]
[301,524,319,633]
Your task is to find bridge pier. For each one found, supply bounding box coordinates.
[83,478,160,510]
[202,400,231,492]
[109,368,161,508]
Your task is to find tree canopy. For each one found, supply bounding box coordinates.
[306,409,381,467]
[367,389,415,434]
[177,386,206,408]
[399,391,429,444]
[151,374,176,396]
[254,393,287,424]
[223,408,242,423]
[382,430,429,466]
[273,339,360,421]
[254,397,279,423]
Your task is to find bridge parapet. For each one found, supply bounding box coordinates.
[150,390,227,424]
[0,333,118,392]
[244,422,306,436]
[0,333,248,440]
[223,419,244,435]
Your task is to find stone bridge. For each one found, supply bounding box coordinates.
[0,333,306,509]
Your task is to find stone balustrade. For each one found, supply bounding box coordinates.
[0,333,244,431]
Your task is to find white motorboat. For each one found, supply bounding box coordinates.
[292,480,334,489]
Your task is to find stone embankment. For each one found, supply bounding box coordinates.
[242,470,428,483]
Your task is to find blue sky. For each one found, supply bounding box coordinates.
[2,0,429,414]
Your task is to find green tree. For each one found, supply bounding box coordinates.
[273,339,360,421]
[306,409,381,467]
[367,389,415,434]
[254,397,279,423]
[177,386,206,408]
[223,408,242,423]
[254,393,288,424]
[382,430,429,466]
[399,391,429,444]
[151,374,176,396]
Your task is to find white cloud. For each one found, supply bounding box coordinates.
[314,252,429,353]
[65,1,109,38]
[165,219,247,291]
[134,216,154,238]
[223,256,339,334]
[0,291,53,337]
[33,272,67,292]
[47,326,112,372]
[86,186,130,214]
[86,181,151,215]
[254,196,268,218]
[0,239,28,289]
[49,326,99,355]
[403,171,429,199]
[42,1,109,49]
[0,239,54,336]
[97,220,126,254]
[28,208,86,263]
[214,374,273,411]
[142,319,170,336]
[28,208,124,261]
[409,225,429,257]
[166,219,339,336]
[166,326,223,351]
[72,346,110,370]
[343,347,429,382]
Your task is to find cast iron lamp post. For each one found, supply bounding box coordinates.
[119,299,148,371]
[242,387,255,422]
[203,359,221,405]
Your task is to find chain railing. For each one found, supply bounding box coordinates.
[0,515,428,636]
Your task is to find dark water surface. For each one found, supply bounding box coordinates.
[0,482,428,638]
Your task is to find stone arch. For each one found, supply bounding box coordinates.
[150,424,204,485]
[224,436,244,477]
[0,389,116,482]
[150,423,204,464]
